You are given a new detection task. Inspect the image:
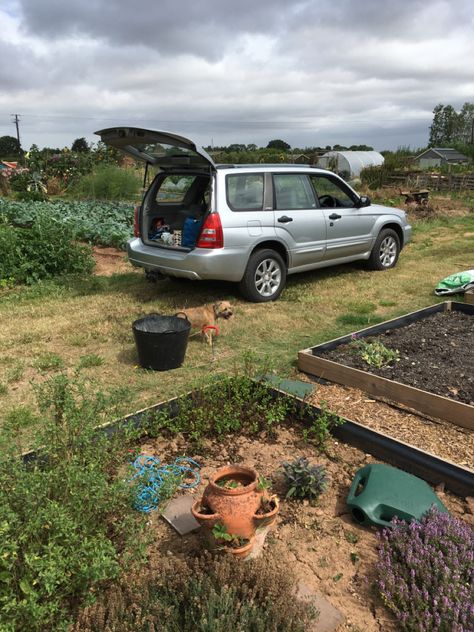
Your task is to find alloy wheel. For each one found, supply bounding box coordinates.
[254,258,282,297]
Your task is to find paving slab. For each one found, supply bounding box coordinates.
[297,583,345,632]
[161,495,200,535]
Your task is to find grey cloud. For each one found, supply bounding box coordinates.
[3,0,473,151]
[17,0,293,59]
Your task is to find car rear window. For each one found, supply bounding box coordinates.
[156,175,197,203]
[226,174,264,211]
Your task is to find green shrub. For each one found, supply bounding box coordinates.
[71,166,142,201]
[0,375,143,632]
[72,552,317,632]
[0,214,94,285]
[282,457,328,501]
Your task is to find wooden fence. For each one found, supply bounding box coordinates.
[385,172,474,191]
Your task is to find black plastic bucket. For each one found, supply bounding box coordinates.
[132,313,191,371]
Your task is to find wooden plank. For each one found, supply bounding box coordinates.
[297,351,474,431]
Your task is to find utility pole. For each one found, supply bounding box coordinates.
[11,113,21,158]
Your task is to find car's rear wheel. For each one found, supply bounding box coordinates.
[368,228,400,270]
[239,249,286,302]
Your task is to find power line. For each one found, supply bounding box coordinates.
[11,113,21,147]
[0,112,431,126]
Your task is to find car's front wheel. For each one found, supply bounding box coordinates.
[238,249,286,302]
[368,228,400,270]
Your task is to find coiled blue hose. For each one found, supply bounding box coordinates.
[130,455,201,513]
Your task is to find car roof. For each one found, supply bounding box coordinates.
[216,164,330,174]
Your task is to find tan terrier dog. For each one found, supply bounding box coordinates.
[176,301,234,344]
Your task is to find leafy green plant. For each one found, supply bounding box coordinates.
[145,372,302,447]
[302,400,345,449]
[281,457,328,501]
[0,375,144,632]
[212,522,240,543]
[257,474,272,491]
[351,336,400,368]
[0,199,134,250]
[0,212,94,286]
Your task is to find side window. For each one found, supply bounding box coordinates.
[155,175,197,204]
[226,174,264,211]
[310,176,355,208]
[273,174,316,210]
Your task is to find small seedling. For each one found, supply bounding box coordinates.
[302,400,345,450]
[212,522,235,542]
[344,530,359,545]
[350,552,360,564]
[281,457,328,501]
[333,573,343,583]
[351,336,399,368]
[212,522,247,548]
[216,478,240,489]
[257,474,272,491]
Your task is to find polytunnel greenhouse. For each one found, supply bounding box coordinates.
[317,151,384,178]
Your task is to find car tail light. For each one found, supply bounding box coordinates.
[133,205,141,237]
[196,213,224,249]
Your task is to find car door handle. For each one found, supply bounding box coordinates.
[328,213,341,220]
[277,216,293,223]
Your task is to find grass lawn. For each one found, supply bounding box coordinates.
[1,201,473,444]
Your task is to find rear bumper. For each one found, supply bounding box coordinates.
[127,238,247,282]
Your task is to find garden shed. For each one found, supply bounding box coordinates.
[317,151,384,178]
[414,148,469,169]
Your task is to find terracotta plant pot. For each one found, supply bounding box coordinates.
[253,495,280,529]
[191,499,220,530]
[226,537,254,559]
[197,465,262,540]
[192,465,280,556]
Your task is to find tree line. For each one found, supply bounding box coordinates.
[429,102,474,148]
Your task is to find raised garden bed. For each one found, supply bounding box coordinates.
[83,419,472,631]
[13,375,474,632]
[298,302,474,431]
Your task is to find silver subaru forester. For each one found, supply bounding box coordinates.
[96,127,411,302]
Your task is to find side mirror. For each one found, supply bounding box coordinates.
[357,195,371,208]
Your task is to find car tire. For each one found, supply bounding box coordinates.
[367,228,401,271]
[238,249,287,302]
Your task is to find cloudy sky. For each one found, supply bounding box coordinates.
[1,0,473,151]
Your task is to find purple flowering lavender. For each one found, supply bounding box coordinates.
[376,507,474,631]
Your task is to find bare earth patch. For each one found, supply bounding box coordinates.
[138,427,471,632]
[92,246,131,276]
[320,310,474,405]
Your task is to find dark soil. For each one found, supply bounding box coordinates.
[322,311,473,405]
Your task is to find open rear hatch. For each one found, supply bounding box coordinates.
[94,127,216,170]
[95,127,216,251]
